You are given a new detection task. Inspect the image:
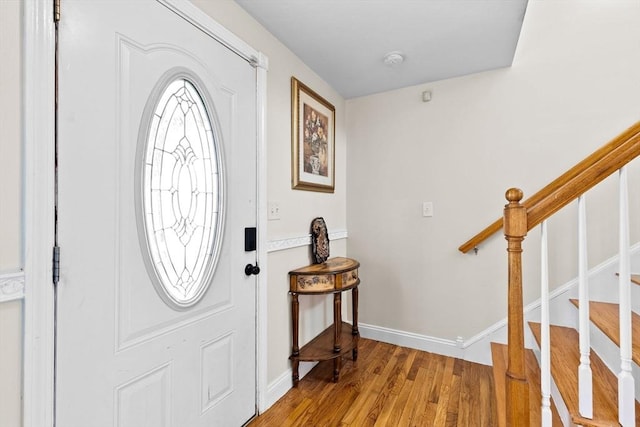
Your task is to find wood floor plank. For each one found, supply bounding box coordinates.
[292,373,340,425]
[455,364,471,427]
[329,341,405,427]
[340,346,406,425]
[406,349,427,381]
[427,354,447,404]
[363,347,411,424]
[250,338,496,427]
[460,356,496,427]
[372,350,417,426]
[409,365,437,426]
[283,397,313,425]
[490,343,507,427]
[396,366,430,426]
[431,357,456,425]
[445,367,462,427]
[476,363,497,426]
[380,366,417,427]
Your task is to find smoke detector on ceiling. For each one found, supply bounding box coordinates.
[383,51,405,66]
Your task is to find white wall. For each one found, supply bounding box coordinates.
[346,1,640,343]
[0,2,22,268]
[189,0,348,391]
[0,1,23,426]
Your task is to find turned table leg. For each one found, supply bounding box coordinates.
[333,352,342,383]
[333,292,342,353]
[333,292,342,382]
[352,286,359,361]
[291,292,300,387]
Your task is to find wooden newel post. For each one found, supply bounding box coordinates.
[504,188,530,427]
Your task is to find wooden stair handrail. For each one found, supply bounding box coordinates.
[458,120,640,253]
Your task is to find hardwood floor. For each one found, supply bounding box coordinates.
[249,338,497,426]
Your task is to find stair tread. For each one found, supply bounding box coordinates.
[529,322,640,426]
[630,274,640,286]
[569,299,640,366]
[490,342,563,427]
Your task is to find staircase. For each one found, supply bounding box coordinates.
[491,289,640,426]
[493,279,640,426]
[489,266,640,426]
[528,319,640,426]
[459,121,640,426]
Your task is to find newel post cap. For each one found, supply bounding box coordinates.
[504,188,527,237]
[505,188,523,204]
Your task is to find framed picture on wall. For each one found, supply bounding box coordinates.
[291,77,335,193]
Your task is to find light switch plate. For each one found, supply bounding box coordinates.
[422,202,434,217]
[268,202,281,220]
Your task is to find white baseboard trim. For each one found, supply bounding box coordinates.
[267,230,347,253]
[0,270,25,303]
[263,361,318,412]
[357,242,640,366]
[359,323,463,359]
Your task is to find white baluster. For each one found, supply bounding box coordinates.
[540,220,552,426]
[578,195,593,418]
[618,166,635,426]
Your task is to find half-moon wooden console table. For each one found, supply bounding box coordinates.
[288,257,360,387]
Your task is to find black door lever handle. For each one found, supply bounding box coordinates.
[245,263,260,276]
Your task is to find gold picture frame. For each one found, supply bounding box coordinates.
[291,77,335,193]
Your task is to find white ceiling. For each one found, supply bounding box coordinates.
[234,0,529,99]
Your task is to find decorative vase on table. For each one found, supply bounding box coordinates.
[310,217,329,264]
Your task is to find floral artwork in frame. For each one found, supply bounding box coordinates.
[291,77,335,192]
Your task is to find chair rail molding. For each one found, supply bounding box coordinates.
[267,229,348,253]
[0,270,25,303]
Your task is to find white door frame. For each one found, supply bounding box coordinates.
[22,1,269,425]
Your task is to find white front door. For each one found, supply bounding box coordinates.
[56,1,258,425]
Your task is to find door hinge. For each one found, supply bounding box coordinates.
[54,0,61,23]
[53,246,60,285]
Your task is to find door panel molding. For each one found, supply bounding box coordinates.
[200,332,235,412]
[115,362,173,427]
[115,36,235,353]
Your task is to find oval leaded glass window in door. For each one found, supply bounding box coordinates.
[138,75,224,309]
